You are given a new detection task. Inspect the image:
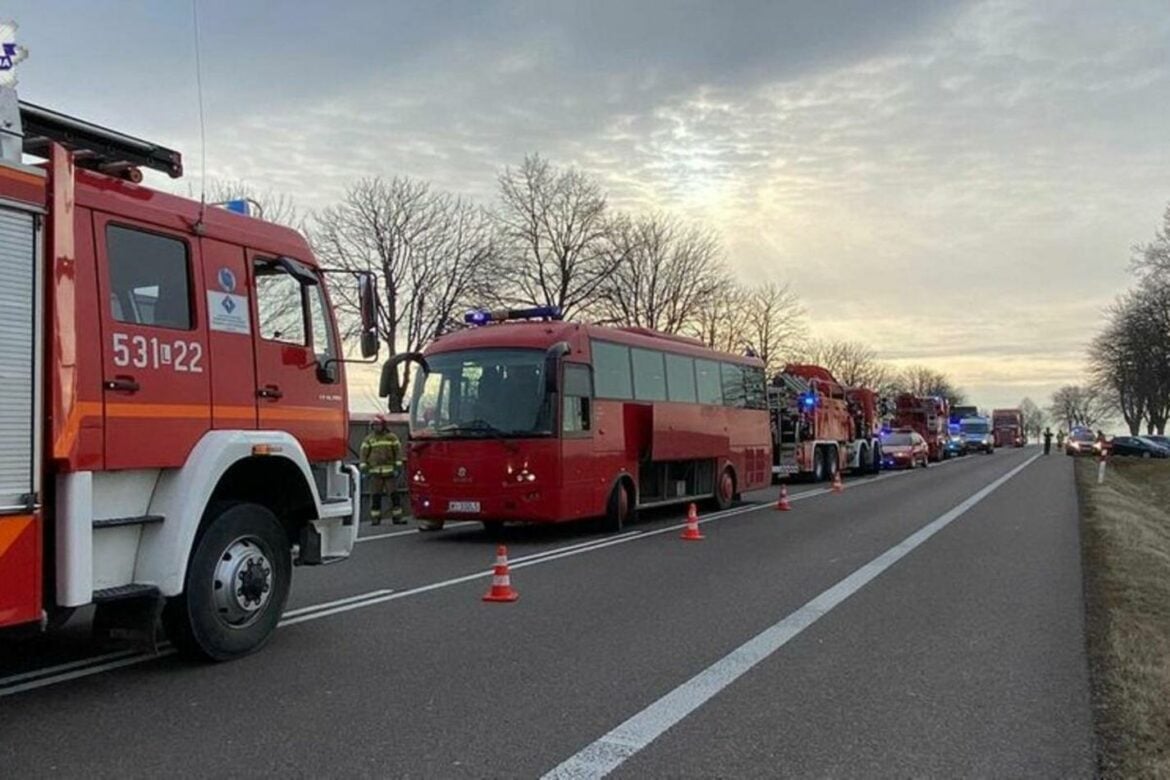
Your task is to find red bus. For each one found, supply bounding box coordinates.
[401,309,772,533]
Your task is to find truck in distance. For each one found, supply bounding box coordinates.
[892,394,951,462]
[991,408,1026,447]
[769,365,882,481]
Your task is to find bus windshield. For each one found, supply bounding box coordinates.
[961,419,990,434]
[409,348,553,438]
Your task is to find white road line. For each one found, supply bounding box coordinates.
[0,450,1015,697]
[357,521,477,543]
[542,453,1041,780]
[0,649,141,687]
[280,589,394,619]
[0,650,178,697]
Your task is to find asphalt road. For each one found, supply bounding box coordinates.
[0,447,1095,778]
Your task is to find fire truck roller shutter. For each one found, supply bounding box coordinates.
[0,207,36,511]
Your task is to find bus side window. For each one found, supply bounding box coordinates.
[563,363,593,433]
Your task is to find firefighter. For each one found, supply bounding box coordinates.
[1056,429,1066,449]
[1043,426,1053,455]
[360,415,404,525]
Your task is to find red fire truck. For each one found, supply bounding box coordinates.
[769,365,882,481]
[0,89,378,660]
[991,408,1025,447]
[893,394,951,461]
[396,310,772,533]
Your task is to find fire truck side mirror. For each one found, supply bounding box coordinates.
[358,273,379,358]
[544,342,571,394]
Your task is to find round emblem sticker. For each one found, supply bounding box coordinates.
[218,267,237,293]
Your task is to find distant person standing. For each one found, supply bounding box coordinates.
[1043,427,1053,455]
[1056,429,1066,449]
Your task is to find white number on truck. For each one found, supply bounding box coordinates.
[112,333,204,373]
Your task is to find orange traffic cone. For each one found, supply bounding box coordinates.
[680,503,705,541]
[831,471,844,493]
[776,484,791,511]
[482,545,519,602]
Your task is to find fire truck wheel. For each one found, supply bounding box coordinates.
[482,520,506,538]
[603,481,633,532]
[870,445,882,474]
[163,502,291,662]
[812,447,827,482]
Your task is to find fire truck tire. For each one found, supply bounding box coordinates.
[870,445,882,474]
[812,447,827,482]
[713,466,736,511]
[825,447,839,481]
[603,481,634,532]
[162,502,291,662]
[482,520,506,538]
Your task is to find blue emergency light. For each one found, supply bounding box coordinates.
[223,199,250,215]
[464,306,563,326]
[801,393,817,409]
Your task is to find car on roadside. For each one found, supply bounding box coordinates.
[945,433,966,457]
[1144,434,1170,451]
[1108,436,1170,459]
[880,430,930,470]
[1065,428,1099,456]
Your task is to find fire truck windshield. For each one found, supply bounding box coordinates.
[409,348,553,438]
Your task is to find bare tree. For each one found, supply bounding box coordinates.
[596,213,723,333]
[312,176,498,410]
[194,178,304,229]
[687,278,751,355]
[742,281,806,375]
[1019,397,1046,438]
[798,338,892,389]
[892,365,967,406]
[1048,385,1110,431]
[494,154,615,318]
[1131,203,1170,279]
[1089,295,1154,435]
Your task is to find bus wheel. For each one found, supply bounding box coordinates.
[713,466,736,511]
[482,521,506,538]
[604,481,633,533]
[162,502,291,662]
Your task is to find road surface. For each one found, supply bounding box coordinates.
[0,447,1095,778]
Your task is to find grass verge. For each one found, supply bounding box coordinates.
[1076,457,1170,777]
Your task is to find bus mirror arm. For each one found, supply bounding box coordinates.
[380,352,430,412]
[545,342,571,394]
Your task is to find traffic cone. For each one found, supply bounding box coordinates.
[482,545,519,602]
[831,471,844,493]
[680,503,705,541]
[775,484,791,511]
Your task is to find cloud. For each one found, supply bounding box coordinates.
[10,0,1169,414]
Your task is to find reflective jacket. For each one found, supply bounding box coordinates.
[360,430,402,476]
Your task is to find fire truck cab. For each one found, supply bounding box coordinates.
[0,88,378,660]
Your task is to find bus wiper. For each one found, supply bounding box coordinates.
[438,419,521,451]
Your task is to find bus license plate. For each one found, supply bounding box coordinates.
[447,501,481,513]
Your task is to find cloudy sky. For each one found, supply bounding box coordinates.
[11,1,1169,413]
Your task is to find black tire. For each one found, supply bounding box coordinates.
[826,447,839,481]
[482,520,506,538]
[713,466,736,511]
[603,481,633,533]
[162,502,291,662]
[922,453,930,468]
[855,444,868,475]
[812,446,827,482]
[870,444,882,474]
[1142,451,1151,459]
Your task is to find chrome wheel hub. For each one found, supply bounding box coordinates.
[212,536,273,628]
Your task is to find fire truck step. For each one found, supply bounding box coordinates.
[92,514,165,529]
[92,585,164,654]
[92,583,160,602]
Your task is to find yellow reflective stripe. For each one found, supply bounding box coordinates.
[366,441,398,448]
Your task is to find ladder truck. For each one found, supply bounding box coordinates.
[769,364,881,481]
[0,83,380,660]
